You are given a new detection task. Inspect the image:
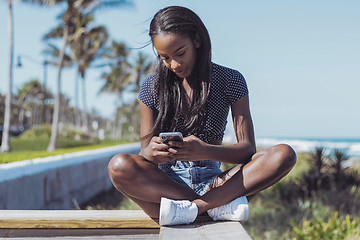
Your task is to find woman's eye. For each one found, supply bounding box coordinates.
[177,52,185,57]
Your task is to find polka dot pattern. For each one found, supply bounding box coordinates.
[138,63,248,143]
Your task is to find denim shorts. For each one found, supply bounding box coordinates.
[158,160,222,196]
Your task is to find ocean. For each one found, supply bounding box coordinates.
[223,134,360,158]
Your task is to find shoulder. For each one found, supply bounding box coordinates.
[138,74,159,110]
[212,62,239,74]
[142,74,156,86]
[140,74,158,94]
[211,63,248,103]
[212,62,244,81]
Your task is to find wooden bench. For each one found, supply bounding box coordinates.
[0,210,252,239]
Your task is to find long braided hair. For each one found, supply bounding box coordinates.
[147,6,212,138]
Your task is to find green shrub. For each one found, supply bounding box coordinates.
[291,212,359,240]
[13,124,103,150]
[345,225,360,240]
[21,125,52,138]
[21,125,97,141]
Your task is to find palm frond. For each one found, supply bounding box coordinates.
[81,0,134,13]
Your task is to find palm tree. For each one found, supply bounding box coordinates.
[44,0,133,151]
[30,1,73,151]
[45,11,109,132]
[42,43,72,125]
[69,12,109,132]
[45,22,82,130]
[68,12,92,130]
[15,79,53,126]
[127,51,153,138]
[0,94,5,125]
[99,41,132,139]
[1,0,14,152]
[133,52,153,93]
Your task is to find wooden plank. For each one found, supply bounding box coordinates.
[0,210,159,229]
[0,228,159,239]
[0,210,253,239]
[159,221,252,240]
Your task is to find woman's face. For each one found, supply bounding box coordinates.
[152,32,200,79]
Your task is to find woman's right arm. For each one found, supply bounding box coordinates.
[139,101,171,164]
[139,100,155,153]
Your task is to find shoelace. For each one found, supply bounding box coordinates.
[217,202,233,216]
[172,201,192,221]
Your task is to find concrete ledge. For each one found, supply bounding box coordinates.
[160,221,252,240]
[0,143,140,209]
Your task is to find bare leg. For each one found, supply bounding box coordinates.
[108,153,199,217]
[108,144,296,218]
[193,144,297,214]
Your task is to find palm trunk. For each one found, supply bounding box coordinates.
[47,28,68,151]
[117,115,123,139]
[42,61,48,124]
[74,72,81,129]
[19,108,24,125]
[81,76,88,132]
[112,109,119,139]
[1,0,14,152]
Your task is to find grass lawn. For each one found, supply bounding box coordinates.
[0,136,133,164]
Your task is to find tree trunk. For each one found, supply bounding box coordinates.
[36,105,41,125]
[47,28,68,151]
[74,72,81,129]
[117,114,123,139]
[1,0,14,152]
[19,108,24,126]
[111,109,118,139]
[81,76,88,132]
[42,61,48,124]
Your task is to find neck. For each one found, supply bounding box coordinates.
[182,78,193,103]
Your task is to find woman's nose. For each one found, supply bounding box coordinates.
[170,59,180,70]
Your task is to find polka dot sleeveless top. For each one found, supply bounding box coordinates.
[138,63,249,144]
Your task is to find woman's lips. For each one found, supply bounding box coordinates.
[175,69,185,76]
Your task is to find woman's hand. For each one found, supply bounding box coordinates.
[141,136,174,164]
[167,135,209,161]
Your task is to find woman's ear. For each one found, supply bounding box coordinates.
[194,34,201,48]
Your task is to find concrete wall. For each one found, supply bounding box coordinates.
[0,143,140,210]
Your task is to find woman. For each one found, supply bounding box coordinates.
[108,6,296,226]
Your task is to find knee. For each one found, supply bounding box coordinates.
[108,153,137,182]
[267,144,297,172]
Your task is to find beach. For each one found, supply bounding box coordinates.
[224,133,360,159]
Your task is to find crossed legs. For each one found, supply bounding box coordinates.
[108,144,296,218]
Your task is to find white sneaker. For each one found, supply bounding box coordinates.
[207,196,249,221]
[159,197,198,226]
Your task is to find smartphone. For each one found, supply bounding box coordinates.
[159,132,183,143]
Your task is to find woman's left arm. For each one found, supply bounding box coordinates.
[168,94,256,164]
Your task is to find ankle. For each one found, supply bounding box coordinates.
[192,199,209,215]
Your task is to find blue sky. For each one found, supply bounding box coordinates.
[0,0,359,139]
